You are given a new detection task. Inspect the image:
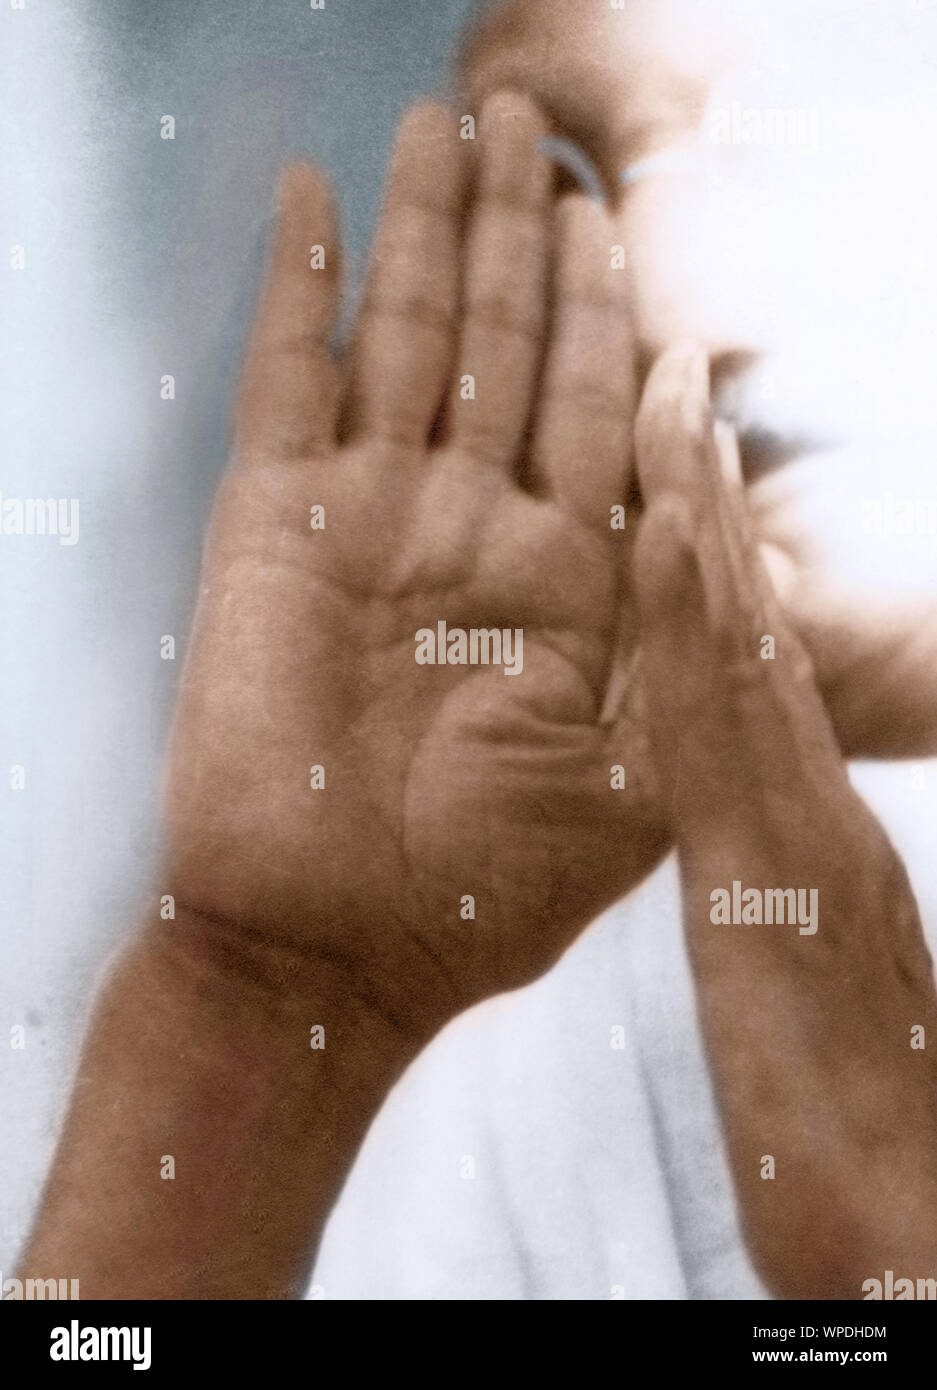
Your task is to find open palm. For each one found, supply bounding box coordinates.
[165,95,666,1019]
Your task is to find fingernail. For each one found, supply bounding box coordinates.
[669,338,708,390]
[662,340,710,439]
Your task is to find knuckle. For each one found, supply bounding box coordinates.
[360,288,455,339]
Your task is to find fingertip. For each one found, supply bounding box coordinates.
[635,339,713,502]
[276,159,318,197]
[637,340,710,437]
[398,96,446,125]
[392,99,458,157]
[271,161,340,272]
[476,88,553,196]
[479,87,549,133]
[274,160,332,219]
[383,101,467,215]
[240,161,343,453]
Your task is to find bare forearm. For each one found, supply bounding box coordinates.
[633,343,937,1301]
[21,909,424,1299]
[681,804,937,1299]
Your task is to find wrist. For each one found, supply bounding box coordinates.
[26,908,431,1299]
[141,896,456,1058]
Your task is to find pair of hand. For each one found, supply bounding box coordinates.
[24,91,937,1304]
[164,90,932,1043]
